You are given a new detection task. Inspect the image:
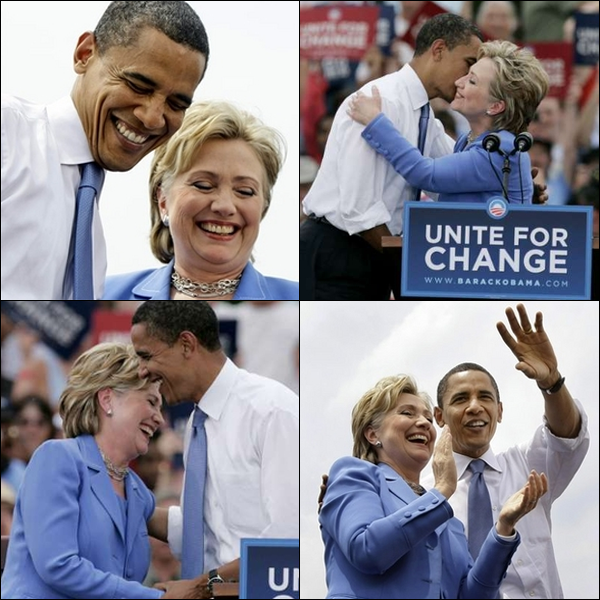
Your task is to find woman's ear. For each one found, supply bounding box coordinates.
[97,387,113,416]
[487,100,506,117]
[157,186,168,215]
[364,425,378,445]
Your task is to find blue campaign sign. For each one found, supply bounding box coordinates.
[573,11,599,66]
[0,300,97,359]
[240,538,299,599]
[402,199,593,299]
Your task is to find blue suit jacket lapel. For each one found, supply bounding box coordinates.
[131,261,173,299]
[378,463,449,535]
[78,435,126,543]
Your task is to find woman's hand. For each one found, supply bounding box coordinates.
[347,85,383,126]
[496,470,548,536]
[432,425,457,499]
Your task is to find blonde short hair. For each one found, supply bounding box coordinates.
[479,40,549,134]
[58,343,151,438]
[351,375,432,464]
[149,100,286,264]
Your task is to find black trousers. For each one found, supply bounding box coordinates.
[300,218,400,300]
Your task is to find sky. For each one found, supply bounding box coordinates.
[301,301,599,600]
[0,1,299,282]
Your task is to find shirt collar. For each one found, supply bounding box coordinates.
[46,96,93,166]
[194,357,239,421]
[454,447,502,479]
[401,63,430,112]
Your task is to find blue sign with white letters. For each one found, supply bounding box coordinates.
[239,538,299,599]
[401,199,593,299]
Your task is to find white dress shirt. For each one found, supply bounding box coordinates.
[423,399,589,599]
[167,358,299,570]
[302,64,454,235]
[1,94,106,300]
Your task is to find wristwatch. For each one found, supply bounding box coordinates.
[207,569,225,599]
[538,374,565,395]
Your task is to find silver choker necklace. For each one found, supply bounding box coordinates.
[100,450,129,481]
[171,270,242,298]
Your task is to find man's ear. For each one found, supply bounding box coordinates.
[179,331,197,356]
[434,406,445,427]
[497,401,503,424]
[73,31,97,74]
[430,39,447,62]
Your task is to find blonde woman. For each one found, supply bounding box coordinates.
[0,344,196,599]
[103,101,298,300]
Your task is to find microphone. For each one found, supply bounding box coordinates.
[483,133,501,153]
[513,132,533,153]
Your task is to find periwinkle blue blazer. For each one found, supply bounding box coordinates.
[102,259,299,300]
[0,435,162,599]
[362,113,533,204]
[319,457,519,600]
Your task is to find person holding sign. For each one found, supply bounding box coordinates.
[319,373,547,600]
[348,40,549,205]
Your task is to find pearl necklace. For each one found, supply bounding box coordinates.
[100,450,129,481]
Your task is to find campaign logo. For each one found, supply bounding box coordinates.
[488,197,508,219]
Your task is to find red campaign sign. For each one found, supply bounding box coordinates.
[91,310,133,346]
[300,5,379,60]
[400,1,448,48]
[524,42,573,99]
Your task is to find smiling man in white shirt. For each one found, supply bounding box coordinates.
[130,301,299,598]
[300,13,483,300]
[423,304,590,599]
[1,1,208,300]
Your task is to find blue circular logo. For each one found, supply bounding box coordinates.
[487,197,508,219]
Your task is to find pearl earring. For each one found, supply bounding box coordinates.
[107,409,113,416]
[162,214,170,228]
[375,440,382,448]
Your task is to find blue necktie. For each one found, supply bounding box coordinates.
[73,162,104,299]
[467,459,494,560]
[414,102,430,201]
[181,407,208,579]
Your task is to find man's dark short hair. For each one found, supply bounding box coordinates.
[132,301,221,351]
[414,13,483,57]
[94,1,209,63]
[437,362,500,408]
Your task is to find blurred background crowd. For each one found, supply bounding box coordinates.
[300,1,599,237]
[0,300,299,585]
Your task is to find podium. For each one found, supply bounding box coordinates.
[382,236,600,300]
[213,581,239,598]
